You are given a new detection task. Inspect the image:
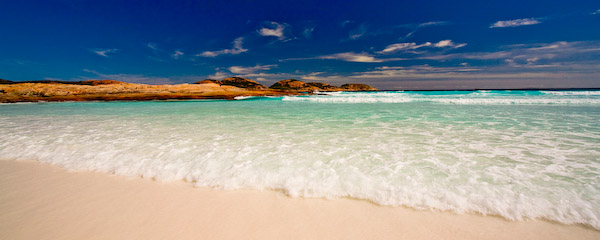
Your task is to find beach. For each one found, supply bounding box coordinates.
[1,91,599,239]
[2,159,599,240]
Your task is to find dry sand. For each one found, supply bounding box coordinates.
[1,159,598,240]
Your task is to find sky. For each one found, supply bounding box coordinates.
[1,0,599,89]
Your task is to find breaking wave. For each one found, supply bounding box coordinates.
[282,90,600,105]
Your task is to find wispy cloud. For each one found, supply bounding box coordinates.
[258,22,287,40]
[171,50,184,59]
[281,41,600,89]
[417,21,449,28]
[378,42,432,54]
[82,69,175,84]
[303,27,315,39]
[197,37,248,57]
[593,9,600,15]
[490,18,541,28]
[419,41,600,63]
[281,52,406,63]
[348,23,367,40]
[231,72,292,82]
[91,48,118,57]
[342,62,600,89]
[347,65,482,81]
[299,72,346,83]
[320,52,390,63]
[208,71,229,80]
[433,40,467,48]
[228,64,277,74]
[378,40,466,54]
[147,42,159,50]
[340,20,353,28]
[399,21,450,40]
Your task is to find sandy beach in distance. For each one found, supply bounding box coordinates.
[1,159,598,240]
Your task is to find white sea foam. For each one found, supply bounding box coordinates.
[541,91,600,96]
[283,91,600,105]
[1,95,599,229]
[234,96,253,100]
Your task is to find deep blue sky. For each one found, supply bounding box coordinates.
[1,0,599,89]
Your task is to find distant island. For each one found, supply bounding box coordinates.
[0,77,377,103]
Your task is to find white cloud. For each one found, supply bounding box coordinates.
[349,23,367,40]
[280,52,406,63]
[171,50,184,59]
[378,42,432,54]
[228,64,277,74]
[300,72,345,82]
[420,41,600,62]
[91,48,118,57]
[399,21,450,40]
[433,40,467,48]
[417,21,449,27]
[490,18,541,28]
[208,71,228,80]
[258,22,286,40]
[527,41,568,50]
[378,40,465,54]
[592,9,600,15]
[348,65,543,81]
[320,52,384,63]
[197,37,248,57]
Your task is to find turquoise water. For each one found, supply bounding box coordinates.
[1,90,600,228]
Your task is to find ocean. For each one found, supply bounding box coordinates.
[1,90,599,229]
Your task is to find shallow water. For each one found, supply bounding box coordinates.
[1,90,599,229]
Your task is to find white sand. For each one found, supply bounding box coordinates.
[1,159,598,240]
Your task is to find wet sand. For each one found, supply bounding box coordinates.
[1,159,598,240]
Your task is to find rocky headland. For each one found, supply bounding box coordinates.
[0,77,377,103]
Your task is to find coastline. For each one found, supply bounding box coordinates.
[1,159,598,240]
[0,78,377,103]
[0,82,297,103]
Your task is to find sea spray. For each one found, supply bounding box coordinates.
[1,90,599,229]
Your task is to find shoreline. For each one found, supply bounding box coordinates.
[2,79,598,103]
[0,82,298,103]
[0,78,377,103]
[1,159,598,240]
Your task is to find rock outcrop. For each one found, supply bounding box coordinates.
[306,82,338,91]
[0,81,290,103]
[0,76,378,103]
[194,79,223,85]
[270,79,377,91]
[340,84,378,91]
[269,79,311,90]
[221,77,267,90]
[80,80,125,85]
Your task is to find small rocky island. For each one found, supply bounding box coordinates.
[0,77,377,103]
